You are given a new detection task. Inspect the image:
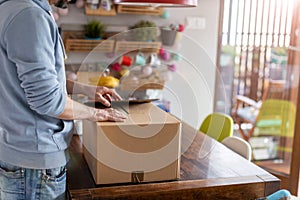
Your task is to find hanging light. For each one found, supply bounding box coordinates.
[113,0,197,7]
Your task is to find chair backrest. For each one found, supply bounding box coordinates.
[199,112,234,142]
[261,79,287,101]
[254,99,296,160]
[255,99,296,138]
[222,136,252,161]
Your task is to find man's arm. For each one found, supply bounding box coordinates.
[56,95,127,122]
[66,79,122,107]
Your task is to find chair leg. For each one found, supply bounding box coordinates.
[247,127,255,140]
[236,123,255,141]
[235,121,250,141]
[238,127,249,141]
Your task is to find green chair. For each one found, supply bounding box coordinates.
[253,99,295,138]
[199,112,234,142]
[248,99,296,160]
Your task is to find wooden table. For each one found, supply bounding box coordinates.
[67,123,280,199]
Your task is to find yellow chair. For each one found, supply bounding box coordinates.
[254,99,295,137]
[248,99,296,160]
[199,112,234,142]
[232,79,287,141]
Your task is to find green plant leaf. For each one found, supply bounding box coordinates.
[85,19,106,38]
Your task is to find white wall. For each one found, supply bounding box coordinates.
[57,0,220,129]
[163,0,220,129]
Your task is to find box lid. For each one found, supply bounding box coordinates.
[98,103,180,126]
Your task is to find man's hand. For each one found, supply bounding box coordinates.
[89,107,127,122]
[66,80,122,107]
[94,86,122,107]
[57,95,127,122]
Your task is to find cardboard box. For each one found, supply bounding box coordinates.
[82,103,181,185]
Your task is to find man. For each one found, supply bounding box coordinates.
[0,0,126,199]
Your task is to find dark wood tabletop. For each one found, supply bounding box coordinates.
[67,123,280,200]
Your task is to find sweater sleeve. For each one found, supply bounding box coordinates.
[4,7,66,117]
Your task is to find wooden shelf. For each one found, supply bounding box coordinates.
[115,41,161,53]
[77,72,165,91]
[85,4,117,16]
[119,68,165,91]
[120,79,165,90]
[63,31,161,53]
[65,39,115,52]
[63,31,115,52]
[117,5,163,16]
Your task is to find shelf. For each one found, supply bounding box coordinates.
[117,5,163,16]
[63,31,115,52]
[65,39,115,52]
[85,4,117,16]
[115,41,161,53]
[120,79,165,91]
[119,68,165,91]
[77,72,165,91]
[63,31,162,53]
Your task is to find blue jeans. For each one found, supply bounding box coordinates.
[0,160,66,200]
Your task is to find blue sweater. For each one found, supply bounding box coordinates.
[0,0,73,169]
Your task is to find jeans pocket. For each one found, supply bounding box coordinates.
[39,166,67,200]
[0,161,25,200]
[52,120,73,150]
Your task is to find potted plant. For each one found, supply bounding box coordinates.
[85,19,106,40]
[130,20,158,42]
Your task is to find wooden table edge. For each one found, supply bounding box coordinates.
[69,175,280,199]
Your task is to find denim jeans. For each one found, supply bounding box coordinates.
[0,160,66,200]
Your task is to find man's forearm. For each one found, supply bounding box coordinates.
[66,79,88,95]
[57,95,93,120]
